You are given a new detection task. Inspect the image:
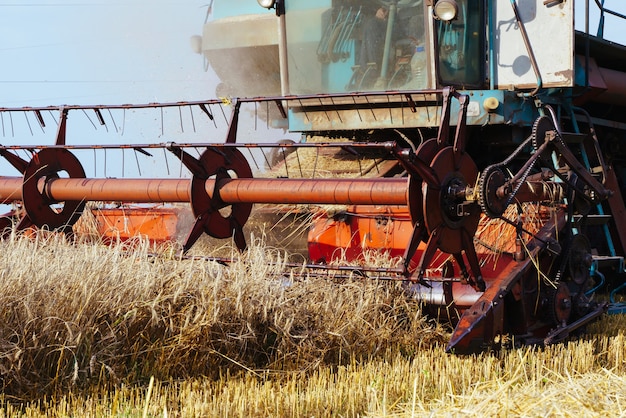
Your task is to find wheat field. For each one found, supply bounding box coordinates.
[0,230,624,417]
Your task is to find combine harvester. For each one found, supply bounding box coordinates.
[1,0,626,353]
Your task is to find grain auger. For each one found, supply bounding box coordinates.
[0,89,619,353]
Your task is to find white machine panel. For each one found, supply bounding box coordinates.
[493,0,574,89]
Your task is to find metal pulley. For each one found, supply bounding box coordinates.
[22,148,86,231]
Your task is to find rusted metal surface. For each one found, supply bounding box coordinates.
[46,178,191,203]
[446,207,567,353]
[22,148,85,230]
[0,177,410,206]
[216,177,408,205]
[0,177,22,202]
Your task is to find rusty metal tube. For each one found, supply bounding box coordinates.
[215,178,409,205]
[497,181,564,204]
[0,177,192,203]
[0,176,409,206]
[2,176,564,207]
[45,178,192,203]
[0,177,22,202]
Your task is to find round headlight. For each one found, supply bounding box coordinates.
[434,0,458,22]
[258,0,276,8]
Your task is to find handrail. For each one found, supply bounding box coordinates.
[579,0,626,90]
[587,0,626,40]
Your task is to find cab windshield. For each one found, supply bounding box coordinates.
[434,0,484,87]
[284,0,427,94]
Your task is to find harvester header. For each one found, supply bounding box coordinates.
[2,0,626,352]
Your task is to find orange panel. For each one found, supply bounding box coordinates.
[308,205,413,263]
[82,206,180,244]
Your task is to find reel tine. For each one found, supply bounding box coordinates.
[107,109,118,133]
[23,112,33,136]
[189,105,196,133]
[178,105,184,133]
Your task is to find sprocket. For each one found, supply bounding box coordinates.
[568,234,593,285]
[532,115,559,159]
[478,165,508,219]
[547,281,572,326]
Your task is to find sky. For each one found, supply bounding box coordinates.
[578,0,625,40]
[0,0,624,178]
[0,1,270,178]
[0,1,215,106]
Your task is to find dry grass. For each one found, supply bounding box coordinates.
[474,203,548,255]
[0,230,441,398]
[268,136,392,179]
[2,326,625,417]
[0,229,624,416]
